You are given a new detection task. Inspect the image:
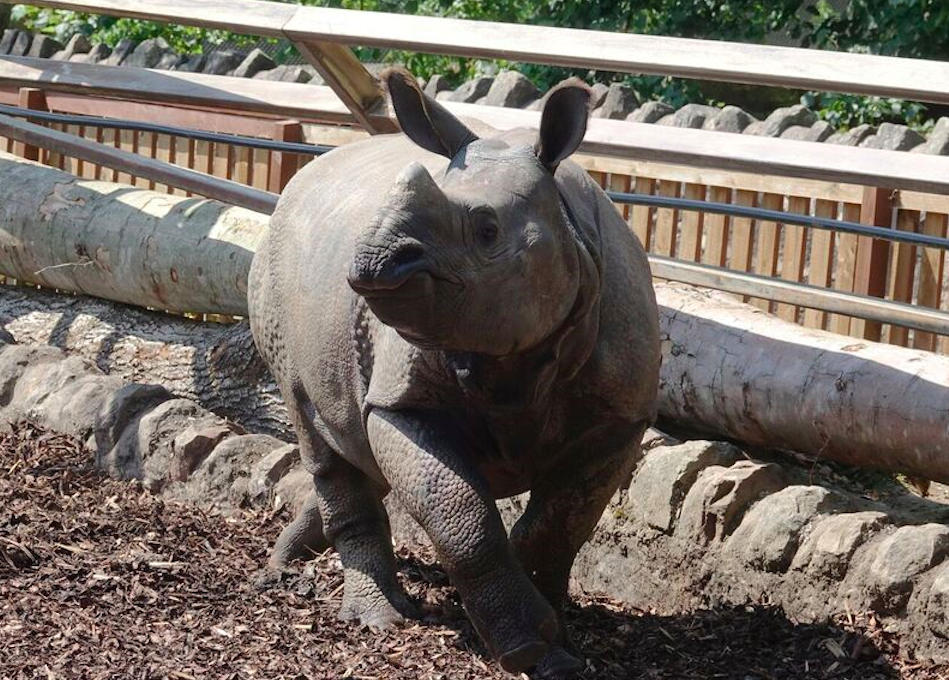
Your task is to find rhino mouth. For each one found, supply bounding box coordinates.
[348,242,460,298]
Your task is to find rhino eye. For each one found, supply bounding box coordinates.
[472,211,500,250]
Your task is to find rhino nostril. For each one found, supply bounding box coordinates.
[348,242,430,293]
[388,243,426,272]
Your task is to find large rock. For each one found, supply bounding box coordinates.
[912,117,949,155]
[102,38,137,66]
[176,53,207,73]
[94,383,173,460]
[791,511,889,578]
[703,105,755,133]
[232,48,275,79]
[916,562,949,663]
[626,440,741,533]
[0,29,17,55]
[423,74,451,98]
[155,51,185,70]
[656,103,719,129]
[72,43,111,63]
[124,37,173,69]
[676,460,788,545]
[858,524,949,611]
[723,485,838,572]
[169,433,287,506]
[10,30,33,57]
[202,50,244,76]
[253,64,313,83]
[27,34,63,59]
[445,76,495,103]
[744,104,818,137]
[483,70,540,108]
[861,122,926,151]
[780,120,834,142]
[248,443,300,502]
[627,101,674,124]
[170,421,241,482]
[593,83,639,120]
[588,82,610,109]
[54,33,91,60]
[826,123,876,146]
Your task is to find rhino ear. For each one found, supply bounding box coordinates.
[383,68,478,159]
[535,79,591,173]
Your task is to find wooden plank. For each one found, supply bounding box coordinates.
[293,40,396,135]
[154,133,174,193]
[828,203,863,336]
[268,120,304,194]
[251,147,270,191]
[3,58,949,194]
[629,177,655,249]
[677,183,705,262]
[0,114,278,214]
[750,192,784,312]
[913,212,948,351]
[282,3,949,104]
[649,255,949,337]
[652,180,680,257]
[15,87,46,162]
[775,196,810,322]
[729,189,756,273]
[701,186,731,267]
[802,199,838,329]
[233,143,252,188]
[852,187,893,341]
[885,209,920,347]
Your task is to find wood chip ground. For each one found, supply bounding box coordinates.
[1,421,945,679]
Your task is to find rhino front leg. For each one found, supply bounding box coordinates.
[511,422,647,680]
[367,408,558,673]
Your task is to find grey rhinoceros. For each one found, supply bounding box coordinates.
[248,69,660,678]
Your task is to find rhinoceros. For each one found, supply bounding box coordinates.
[248,69,660,678]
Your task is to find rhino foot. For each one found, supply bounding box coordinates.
[532,646,585,680]
[338,574,417,632]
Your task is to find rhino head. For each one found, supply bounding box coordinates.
[348,69,592,356]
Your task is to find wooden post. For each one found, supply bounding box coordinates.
[851,187,894,341]
[268,120,304,194]
[15,88,48,162]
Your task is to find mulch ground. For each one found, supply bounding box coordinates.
[1,420,946,680]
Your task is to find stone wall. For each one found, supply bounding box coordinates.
[2,28,947,156]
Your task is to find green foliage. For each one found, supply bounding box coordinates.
[801,91,931,131]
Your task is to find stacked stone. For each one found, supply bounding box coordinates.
[1,27,947,155]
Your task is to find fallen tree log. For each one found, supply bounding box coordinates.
[3,282,948,484]
[0,152,266,315]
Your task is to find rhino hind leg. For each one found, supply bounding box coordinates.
[264,491,329,571]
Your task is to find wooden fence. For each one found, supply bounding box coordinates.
[1,0,948,353]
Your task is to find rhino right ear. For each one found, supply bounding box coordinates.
[383,68,478,159]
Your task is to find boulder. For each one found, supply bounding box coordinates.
[248,443,300,501]
[0,29,17,55]
[102,38,137,66]
[94,383,173,462]
[676,460,788,545]
[60,33,92,60]
[917,562,949,663]
[483,70,540,108]
[744,104,818,137]
[445,76,494,103]
[656,103,719,129]
[860,122,926,151]
[626,440,741,533]
[170,421,241,482]
[10,31,33,57]
[232,48,275,79]
[27,35,63,59]
[272,466,313,514]
[780,120,834,142]
[723,485,838,572]
[826,123,877,147]
[859,524,949,611]
[253,64,313,83]
[911,117,949,155]
[423,74,451,98]
[124,38,173,69]
[176,53,207,73]
[155,51,185,70]
[594,83,639,120]
[627,101,674,124]
[71,43,111,63]
[202,50,244,76]
[588,82,610,109]
[791,511,889,578]
[703,105,755,133]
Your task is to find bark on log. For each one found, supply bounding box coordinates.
[657,283,949,484]
[0,152,267,315]
[3,282,948,484]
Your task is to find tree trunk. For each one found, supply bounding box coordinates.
[4,282,948,484]
[657,283,949,484]
[0,152,267,316]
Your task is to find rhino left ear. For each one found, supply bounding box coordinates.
[383,68,479,159]
[535,79,591,173]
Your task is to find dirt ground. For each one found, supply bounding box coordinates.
[1,420,947,680]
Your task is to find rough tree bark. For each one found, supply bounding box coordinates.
[4,283,948,484]
[0,152,267,315]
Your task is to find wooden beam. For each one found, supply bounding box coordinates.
[293,41,396,134]
[10,0,949,104]
[648,255,949,338]
[0,113,278,214]
[852,187,894,341]
[3,59,949,196]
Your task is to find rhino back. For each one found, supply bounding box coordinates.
[249,134,447,471]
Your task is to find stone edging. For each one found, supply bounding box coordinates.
[1,331,946,664]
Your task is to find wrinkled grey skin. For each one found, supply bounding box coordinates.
[248,70,660,679]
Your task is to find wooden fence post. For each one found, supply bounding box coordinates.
[268,119,304,195]
[15,88,48,162]
[851,186,894,341]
